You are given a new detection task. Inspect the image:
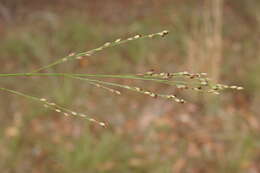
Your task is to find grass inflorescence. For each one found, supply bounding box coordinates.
[0,30,243,127]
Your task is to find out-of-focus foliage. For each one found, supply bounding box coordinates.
[0,0,260,172]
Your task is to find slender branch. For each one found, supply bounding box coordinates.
[0,73,193,85]
[0,87,40,101]
[32,30,169,73]
[0,87,106,127]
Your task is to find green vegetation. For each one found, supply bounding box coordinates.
[0,0,259,172]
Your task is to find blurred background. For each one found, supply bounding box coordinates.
[0,0,260,172]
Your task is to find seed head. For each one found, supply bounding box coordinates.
[55,109,61,113]
[76,56,83,60]
[99,122,106,127]
[134,34,141,39]
[104,42,111,47]
[69,52,76,56]
[71,112,77,116]
[160,30,169,37]
[115,38,121,43]
[237,86,244,90]
[40,98,47,102]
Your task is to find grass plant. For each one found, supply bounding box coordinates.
[0,30,243,127]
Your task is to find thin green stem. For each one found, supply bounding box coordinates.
[0,87,40,101]
[0,73,193,86]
